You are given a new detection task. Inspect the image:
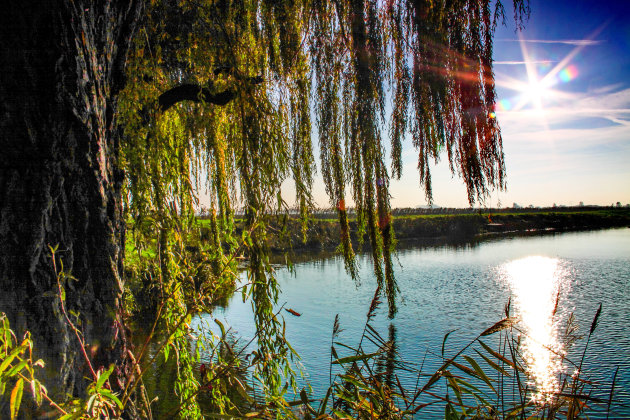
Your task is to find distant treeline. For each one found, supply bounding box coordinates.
[197,207,630,255]
[212,204,628,219]
[312,205,628,219]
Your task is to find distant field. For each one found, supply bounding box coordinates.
[193,207,630,254]
[197,205,630,221]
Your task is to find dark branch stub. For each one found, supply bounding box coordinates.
[157,75,264,112]
[158,84,235,111]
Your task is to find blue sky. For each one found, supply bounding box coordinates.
[385,0,630,208]
[221,0,629,210]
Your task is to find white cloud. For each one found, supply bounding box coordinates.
[494,60,556,65]
[571,87,630,111]
[494,86,630,203]
[587,83,625,95]
[497,87,630,129]
[503,124,630,151]
[497,39,604,46]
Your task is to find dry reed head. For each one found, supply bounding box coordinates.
[589,303,602,335]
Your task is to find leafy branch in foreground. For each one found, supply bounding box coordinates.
[0,313,52,420]
[1,309,137,420]
[1,219,275,419]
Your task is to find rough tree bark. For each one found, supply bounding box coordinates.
[0,0,142,399]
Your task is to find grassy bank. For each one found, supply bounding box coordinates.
[196,207,630,255]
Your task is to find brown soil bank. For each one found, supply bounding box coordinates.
[249,208,630,254]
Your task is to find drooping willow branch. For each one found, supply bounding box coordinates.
[156,75,264,112]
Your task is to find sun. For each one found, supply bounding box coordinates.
[522,76,554,111]
[495,71,556,114]
[492,31,590,116]
[516,34,557,112]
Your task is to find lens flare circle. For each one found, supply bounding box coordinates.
[559,64,579,83]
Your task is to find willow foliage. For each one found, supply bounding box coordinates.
[119,0,528,401]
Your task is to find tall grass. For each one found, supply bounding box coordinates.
[298,296,623,419]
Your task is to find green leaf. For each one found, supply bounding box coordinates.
[96,364,115,390]
[214,319,226,337]
[338,374,371,391]
[31,379,43,406]
[478,340,524,373]
[451,360,478,378]
[332,342,360,353]
[233,377,253,403]
[448,373,464,401]
[6,357,29,379]
[453,377,492,404]
[332,408,351,417]
[318,386,333,416]
[422,370,443,392]
[365,324,386,346]
[463,355,496,394]
[474,349,512,377]
[0,344,27,376]
[99,389,123,410]
[58,411,83,420]
[10,377,24,420]
[299,388,315,414]
[241,230,253,247]
[86,394,98,415]
[441,329,457,357]
[445,402,459,420]
[332,351,380,365]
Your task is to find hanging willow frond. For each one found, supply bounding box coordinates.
[309,0,525,316]
[118,0,528,399]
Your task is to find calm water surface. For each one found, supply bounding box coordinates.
[196,228,630,417]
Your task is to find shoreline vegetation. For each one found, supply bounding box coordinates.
[163,217,627,418]
[4,213,626,418]
[197,206,630,258]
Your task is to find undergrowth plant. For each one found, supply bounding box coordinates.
[2,232,622,419]
[2,202,306,420]
[309,294,620,419]
[1,279,623,420]
[0,310,138,420]
[0,313,49,419]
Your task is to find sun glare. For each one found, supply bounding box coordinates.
[523,77,553,111]
[501,256,571,403]
[491,27,600,118]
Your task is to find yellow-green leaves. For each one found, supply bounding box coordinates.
[9,377,23,420]
[0,314,47,419]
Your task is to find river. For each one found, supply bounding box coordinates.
[196,228,630,418]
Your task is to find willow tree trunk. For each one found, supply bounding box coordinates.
[0,0,141,398]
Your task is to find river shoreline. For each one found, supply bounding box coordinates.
[221,208,630,256]
[206,228,630,419]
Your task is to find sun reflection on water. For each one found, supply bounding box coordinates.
[502,256,570,403]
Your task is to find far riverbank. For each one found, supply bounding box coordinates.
[198,207,630,255]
